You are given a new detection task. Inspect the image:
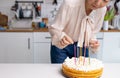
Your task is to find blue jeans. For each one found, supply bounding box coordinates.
[50,42,89,63]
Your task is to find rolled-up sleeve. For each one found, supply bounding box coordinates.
[91,7,107,40]
[90,7,107,52]
[48,1,70,49]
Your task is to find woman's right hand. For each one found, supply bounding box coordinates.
[60,35,74,46]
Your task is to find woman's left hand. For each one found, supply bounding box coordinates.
[89,39,100,49]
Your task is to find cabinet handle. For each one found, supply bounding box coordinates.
[97,38,103,40]
[119,38,120,48]
[45,37,51,39]
[28,38,30,50]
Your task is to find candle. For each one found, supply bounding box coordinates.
[79,47,82,64]
[80,47,82,57]
[88,47,90,65]
[74,45,76,64]
[83,46,86,65]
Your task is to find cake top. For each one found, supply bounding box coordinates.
[63,57,104,72]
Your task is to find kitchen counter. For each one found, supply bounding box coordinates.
[0,63,119,78]
[100,29,120,32]
[0,28,48,32]
[0,28,120,32]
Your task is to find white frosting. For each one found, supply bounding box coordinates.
[63,57,104,72]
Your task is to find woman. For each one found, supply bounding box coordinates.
[48,0,109,63]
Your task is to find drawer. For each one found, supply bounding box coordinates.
[96,32,104,39]
[33,32,51,42]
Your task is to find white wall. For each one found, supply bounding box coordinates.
[0,0,63,28]
[0,0,15,20]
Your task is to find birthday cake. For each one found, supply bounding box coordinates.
[62,57,103,78]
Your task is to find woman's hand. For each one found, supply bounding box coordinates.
[60,35,74,46]
[89,39,100,50]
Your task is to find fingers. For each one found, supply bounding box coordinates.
[64,36,74,44]
[90,40,100,49]
[60,36,73,46]
[91,43,100,49]
[60,37,69,46]
[90,39,98,44]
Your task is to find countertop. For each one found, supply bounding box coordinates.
[0,63,119,78]
[0,28,120,32]
[0,28,48,32]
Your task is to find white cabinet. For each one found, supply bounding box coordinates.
[0,32,33,63]
[102,32,120,63]
[90,32,104,60]
[33,32,51,63]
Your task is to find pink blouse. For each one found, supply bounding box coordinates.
[48,0,106,51]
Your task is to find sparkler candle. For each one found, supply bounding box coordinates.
[79,47,82,63]
[88,47,90,65]
[77,47,79,57]
[74,45,76,64]
[80,47,82,57]
[83,46,86,65]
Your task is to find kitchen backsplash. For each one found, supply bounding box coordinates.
[0,0,63,28]
[0,0,15,21]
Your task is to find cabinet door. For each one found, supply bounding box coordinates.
[33,32,51,63]
[90,39,103,60]
[0,32,33,63]
[34,43,51,63]
[0,33,7,62]
[89,32,103,60]
[102,32,120,63]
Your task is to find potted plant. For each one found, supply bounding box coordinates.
[103,6,115,30]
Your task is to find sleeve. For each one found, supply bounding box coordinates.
[90,7,107,52]
[91,7,107,40]
[48,1,70,49]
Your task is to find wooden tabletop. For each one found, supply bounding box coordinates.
[0,28,120,32]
